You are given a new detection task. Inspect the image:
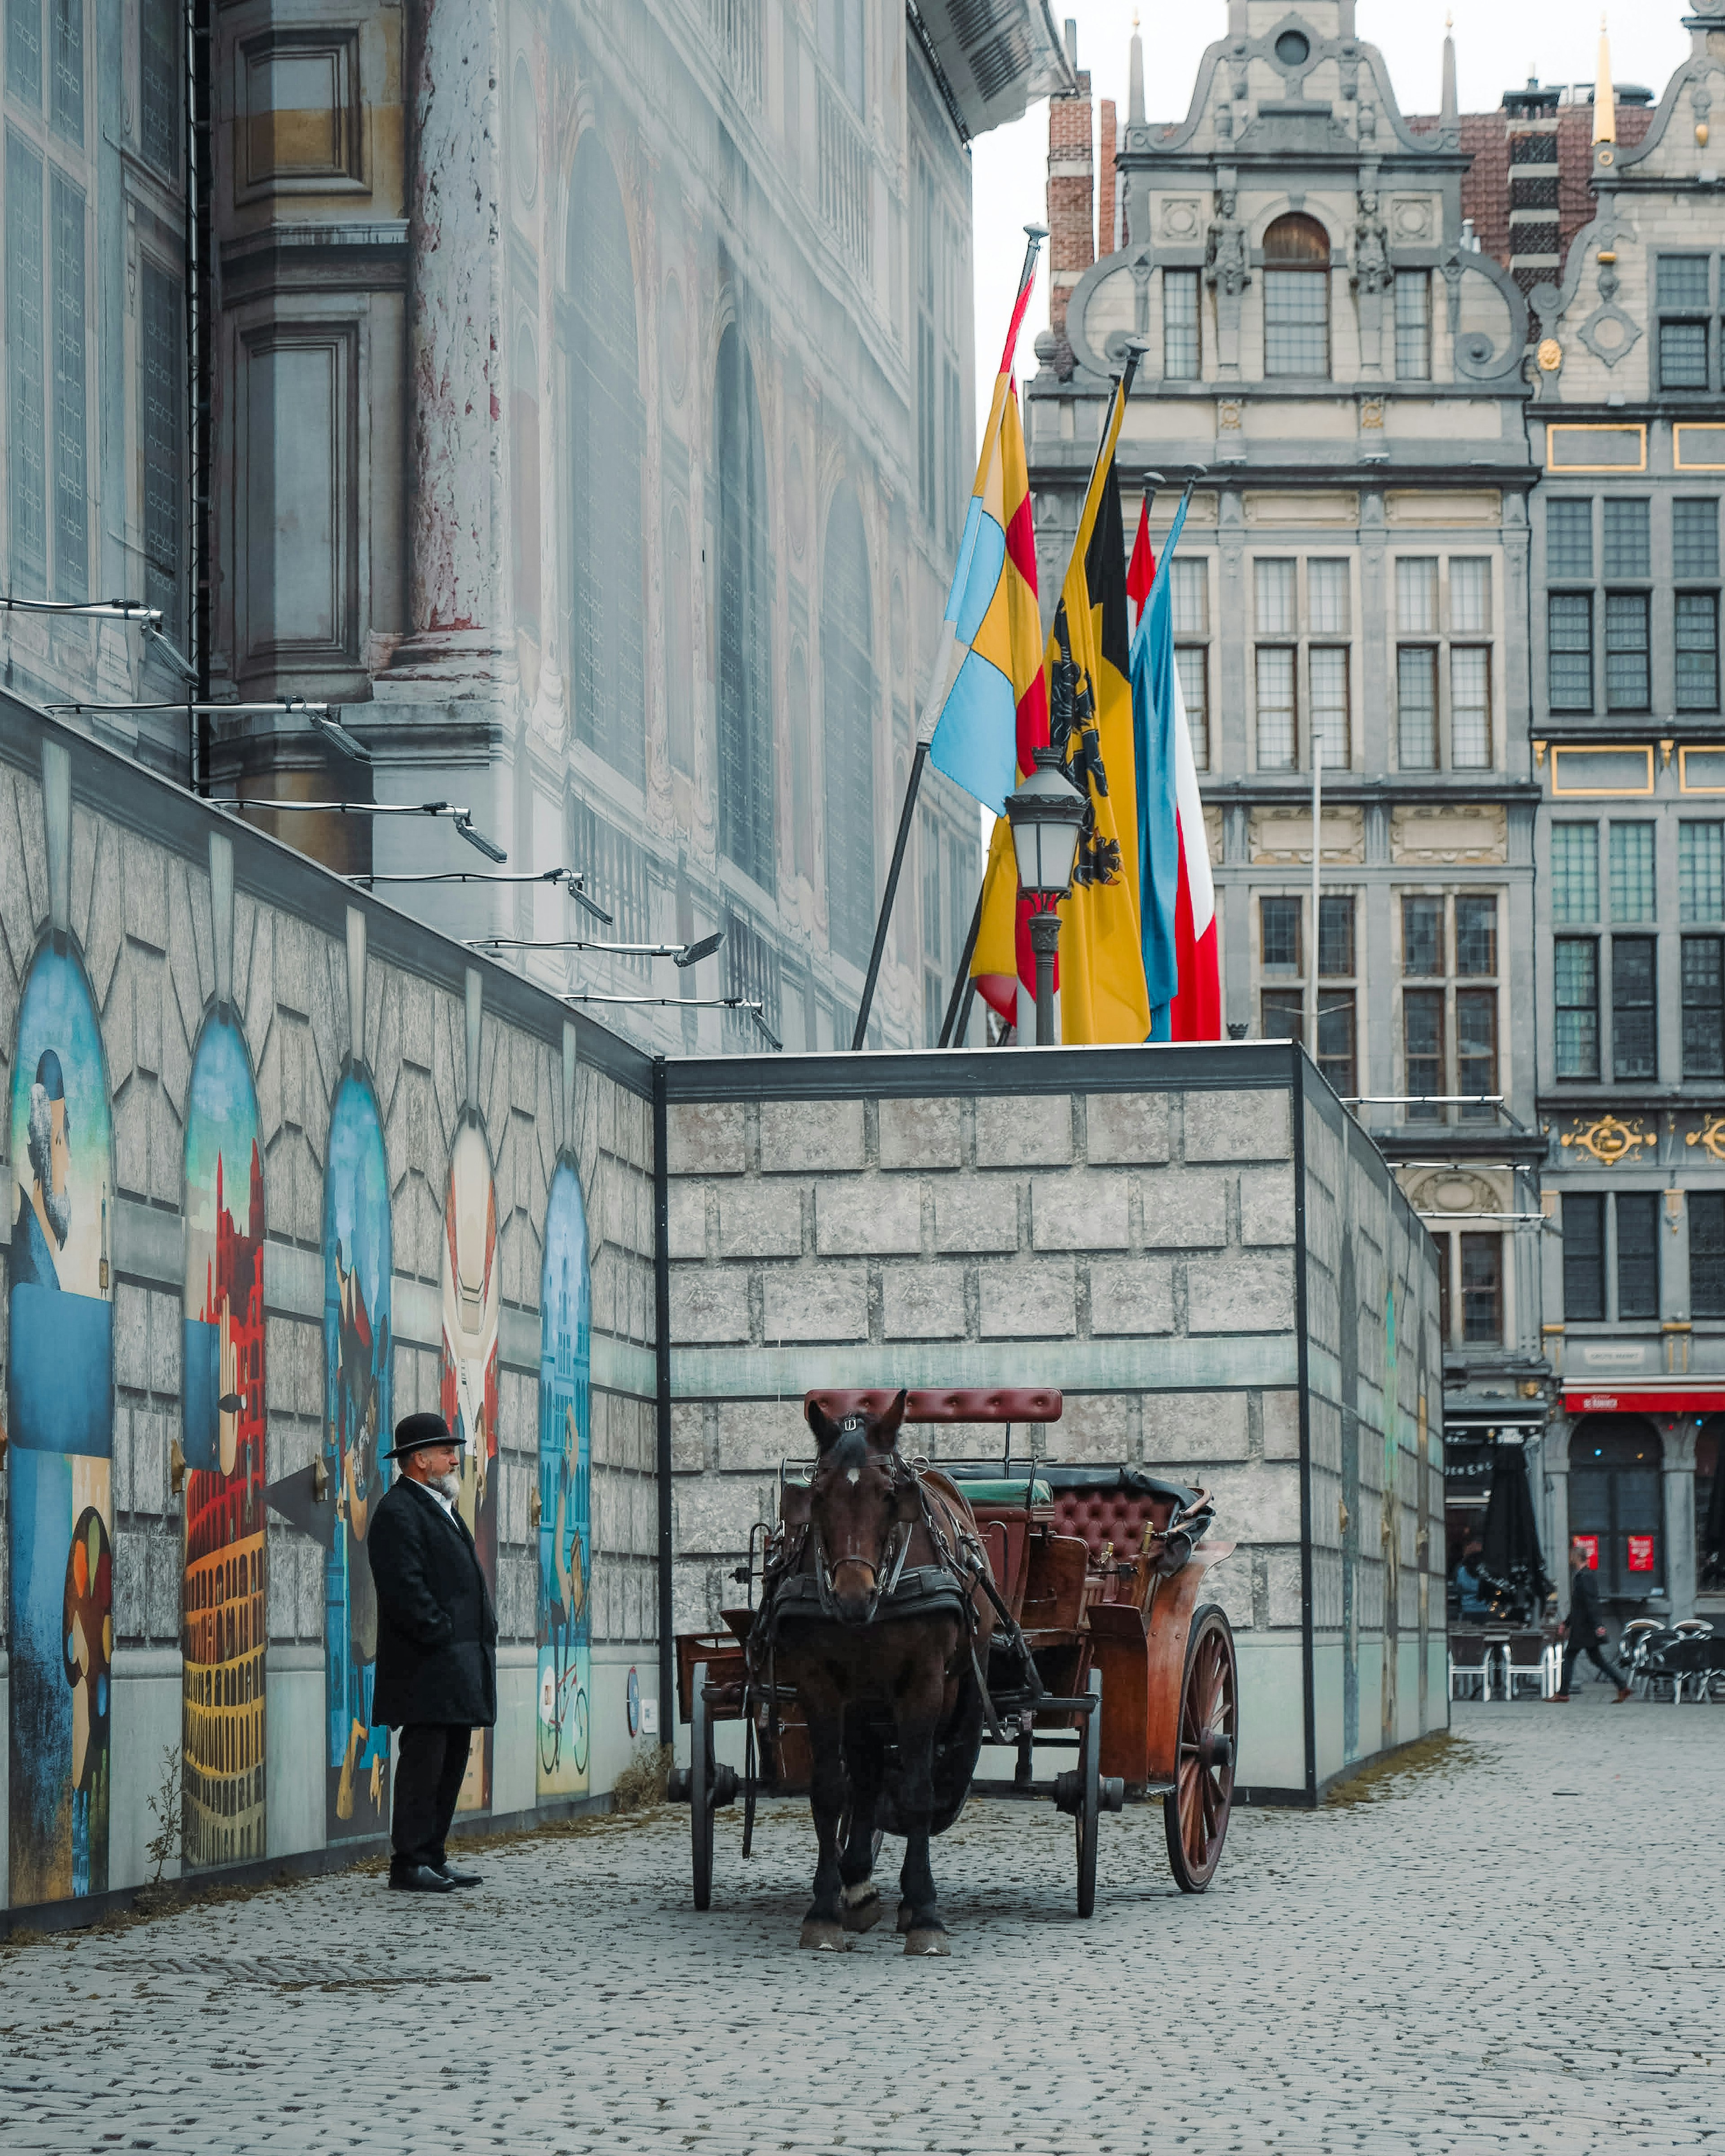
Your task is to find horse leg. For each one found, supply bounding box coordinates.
[798,1700,849,1953]
[839,1719,884,1935]
[893,1656,951,1957]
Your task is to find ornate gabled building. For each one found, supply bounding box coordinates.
[1031,2,1549,1542]
[1527,12,1725,1624]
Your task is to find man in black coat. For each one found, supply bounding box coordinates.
[1553,1542,1632,1703]
[368,1412,499,1891]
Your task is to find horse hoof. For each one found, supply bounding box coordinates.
[904,1927,950,1958]
[840,1885,882,1935]
[799,1918,849,1953]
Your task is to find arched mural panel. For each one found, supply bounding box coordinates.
[441,1113,500,1813]
[7,939,114,1904]
[181,1014,267,1869]
[323,1067,393,1841]
[537,1157,591,1798]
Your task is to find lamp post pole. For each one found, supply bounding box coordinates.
[1029,905,1061,1047]
[1003,745,1088,1049]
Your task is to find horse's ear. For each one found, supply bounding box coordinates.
[805,1398,843,1450]
[873,1388,909,1450]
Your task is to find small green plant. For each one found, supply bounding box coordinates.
[143,1744,183,1892]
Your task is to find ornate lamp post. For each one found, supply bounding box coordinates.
[1003,746,1087,1047]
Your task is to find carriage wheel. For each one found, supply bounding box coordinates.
[690,1661,716,1911]
[1164,1606,1237,1894]
[741,1719,757,1860]
[1075,1668,1101,1919]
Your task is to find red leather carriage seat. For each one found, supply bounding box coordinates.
[944,1463,1207,1562]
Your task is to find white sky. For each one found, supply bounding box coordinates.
[970,0,1694,431]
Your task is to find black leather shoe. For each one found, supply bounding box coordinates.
[436,1868,483,1887]
[388,1864,456,1894]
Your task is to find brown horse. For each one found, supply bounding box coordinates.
[768,1391,996,1956]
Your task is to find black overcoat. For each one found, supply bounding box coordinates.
[368,1477,498,1728]
[1567,1564,1605,1638]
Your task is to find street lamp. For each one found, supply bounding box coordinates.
[1003,745,1087,1046]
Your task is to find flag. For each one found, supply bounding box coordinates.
[973,379,1149,1043]
[1129,492,1221,1043]
[927,264,1044,819]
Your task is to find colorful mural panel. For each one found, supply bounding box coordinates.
[322,1068,392,1840]
[537,1160,592,1799]
[440,1113,500,1812]
[6,941,114,1904]
[181,1015,267,1869]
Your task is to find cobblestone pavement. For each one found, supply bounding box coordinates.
[2,1690,1719,2155]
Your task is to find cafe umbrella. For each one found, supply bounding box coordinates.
[1478,1444,1555,1623]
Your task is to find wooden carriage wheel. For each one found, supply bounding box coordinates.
[1163,1606,1237,1893]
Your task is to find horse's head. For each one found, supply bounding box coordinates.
[805,1391,919,1625]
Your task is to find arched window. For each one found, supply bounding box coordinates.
[663,497,693,778]
[1569,1417,1665,1600]
[1263,212,1331,378]
[713,325,775,888]
[566,133,644,788]
[821,482,874,966]
[788,641,814,884]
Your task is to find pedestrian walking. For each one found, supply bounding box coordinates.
[1552,1542,1632,1703]
[368,1412,499,1891]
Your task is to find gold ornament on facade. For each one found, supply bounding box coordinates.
[1686,1113,1725,1162]
[1537,340,1563,371]
[1699,122,1711,147]
[1560,1113,1650,1164]
[1361,398,1384,429]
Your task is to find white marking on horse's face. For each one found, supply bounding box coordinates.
[846,1466,861,1486]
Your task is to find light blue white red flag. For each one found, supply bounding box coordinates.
[1128,493,1221,1043]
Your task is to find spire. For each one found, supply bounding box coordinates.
[1440,13,1457,128]
[1128,9,1144,127]
[1593,13,1615,146]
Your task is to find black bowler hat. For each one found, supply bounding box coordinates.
[384,1412,456,1461]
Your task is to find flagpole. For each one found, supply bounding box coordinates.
[936,888,984,1047]
[849,223,1047,1053]
[1308,734,1322,1061]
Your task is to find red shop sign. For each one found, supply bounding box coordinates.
[1573,1534,1600,1570]
[1627,1534,1656,1574]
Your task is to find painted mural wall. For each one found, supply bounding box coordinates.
[0,719,659,1918]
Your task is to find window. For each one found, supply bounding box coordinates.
[1617,1193,1659,1321]
[1692,1193,1725,1317]
[140,256,182,637]
[1318,891,1353,979]
[915,172,936,529]
[1457,989,1497,1107]
[1450,648,1490,768]
[6,137,46,598]
[1308,557,1349,634]
[1261,986,1304,1043]
[714,325,776,888]
[817,0,864,113]
[139,0,177,175]
[1393,270,1430,380]
[1450,558,1491,634]
[1255,557,1295,634]
[1677,593,1721,712]
[1609,823,1655,922]
[1261,895,1300,971]
[1262,213,1330,377]
[1548,592,1593,711]
[1612,937,1657,1082]
[1460,1234,1502,1343]
[1603,498,1650,579]
[1674,498,1719,579]
[567,134,645,790]
[822,482,875,965]
[1163,268,1199,380]
[1604,593,1650,712]
[1309,646,1348,768]
[1548,498,1593,579]
[1681,823,1723,922]
[1552,823,1599,923]
[1682,937,1724,1077]
[1455,894,1497,975]
[1256,646,1296,769]
[920,809,942,969]
[1554,937,1600,1078]
[1396,557,1438,634]
[1563,1193,1606,1321]
[1175,649,1209,769]
[1658,255,1712,390]
[1403,990,1443,1118]
[1397,646,1437,769]
[1403,894,1443,977]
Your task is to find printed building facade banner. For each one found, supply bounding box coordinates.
[538,1158,592,1799]
[442,1113,500,1816]
[7,939,115,1905]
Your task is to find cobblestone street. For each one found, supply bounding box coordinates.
[1,1693,1717,2156]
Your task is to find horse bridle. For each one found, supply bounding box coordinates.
[810,1418,918,1626]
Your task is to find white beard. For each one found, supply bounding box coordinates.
[425,1468,460,1503]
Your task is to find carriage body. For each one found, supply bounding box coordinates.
[670,1385,1240,1909]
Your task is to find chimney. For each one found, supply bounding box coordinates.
[1046,22,1093,348]
[1099,98,1118,256]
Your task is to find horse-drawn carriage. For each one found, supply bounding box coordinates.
[667,1387,1239,1948]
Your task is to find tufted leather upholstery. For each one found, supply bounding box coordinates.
[1050,1488,1168,1560]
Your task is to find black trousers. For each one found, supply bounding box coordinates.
[1561,1635,1628,1692]
[391,1724,471,1872]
